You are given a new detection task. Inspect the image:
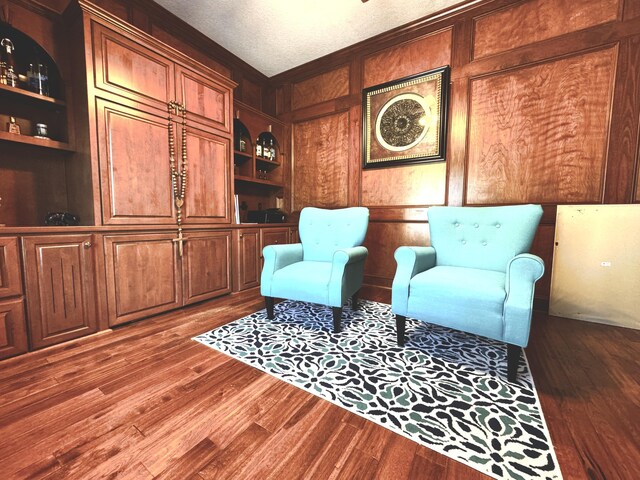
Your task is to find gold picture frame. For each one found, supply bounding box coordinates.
[362,66,449,169]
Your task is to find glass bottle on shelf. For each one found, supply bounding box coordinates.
[263,137,270,160]
[256,137,262,157]
[0,38,18,87]
[27,62,49,96]
[269,139,276,162]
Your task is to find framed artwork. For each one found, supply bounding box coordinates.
[362,66,450,169]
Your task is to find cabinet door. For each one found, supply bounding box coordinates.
[183,231,232,305]
[92,22,174,112]
[104,233,182,326]
[0,298,28,360]
[0,237,22,299]
[96,99,176,225]
[176,65,231,134]
[22,235,99,349]
[233,229,261,291]
[182,127,231,224]
[290,227,300,244]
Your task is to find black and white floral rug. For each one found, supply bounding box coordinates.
[193,300,562,479]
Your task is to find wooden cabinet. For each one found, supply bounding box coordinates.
[183,128,232,224]
[104,230,233,325]
[0,236,27,360]
[290,227,300,244]
[95,99,175,225]
[233,226,297,292]
[104,233,182,327]
[261,227,290,250]
[233,228,261,291]
[183,231,232,305]
[0,237,22,298]
[88,17,235,227]
[22,235,100,349]
[0,298,28,360]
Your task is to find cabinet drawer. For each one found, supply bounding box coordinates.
[0,297,28,360]
[261,227,290,252]
[0,237,22,299]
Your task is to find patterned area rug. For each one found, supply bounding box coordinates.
[193,300,562,479]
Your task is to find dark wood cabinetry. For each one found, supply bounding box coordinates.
[233,228,261,291]
[104,232,182,327]
[182,231,232,305]
[22,234,100,349]
[261,227,290,250]
[0,236,27,360]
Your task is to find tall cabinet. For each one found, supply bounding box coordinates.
[68,1,236,326]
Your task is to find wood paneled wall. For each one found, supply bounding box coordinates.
[273,0,640,301]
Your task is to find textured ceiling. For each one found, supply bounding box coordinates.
[153,0,469,77]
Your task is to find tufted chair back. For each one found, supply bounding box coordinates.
[428,204,543,272]
[299,207,370,262]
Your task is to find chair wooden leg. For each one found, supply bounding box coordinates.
[265,296,274,320]
[396,315,406,346]
[507,343,521,382]
[332,307,342,333]
[351,290,359,310]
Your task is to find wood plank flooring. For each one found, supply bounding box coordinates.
[0,287,638,479]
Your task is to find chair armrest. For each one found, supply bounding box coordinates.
[261,243,304,296]
[503,253,545,346]
[328,246,369,307]
[392,246,436,316]
[332,246,369,266]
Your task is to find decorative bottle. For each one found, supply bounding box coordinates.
[256,136,262,157]
[0,38,17,87]
[269,139,276,162]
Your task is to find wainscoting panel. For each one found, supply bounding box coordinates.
[363,221,430,287]
[292,111,351,210]
[292,65,351,111]
[472,0,620,59]
[362,163,446,207]
[466,47,618,205]
[363,28,452,88]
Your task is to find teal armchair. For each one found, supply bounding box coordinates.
[392,204,544,381]
[261,207,369,333]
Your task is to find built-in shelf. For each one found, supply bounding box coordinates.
[234,175,283,188]
[256,156,281,167]
[0,83,66,107]
[0,131,73,151]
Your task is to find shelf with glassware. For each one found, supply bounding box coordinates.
[233,119,284,188]
[1,25,70,152]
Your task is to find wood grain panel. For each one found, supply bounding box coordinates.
[241,78,262,109]
[363,29,452,88]
[233,229,261,291]
[92,22,174,111]
[183,231,232,305]
[363,222,430,287]
[292,65,350,111]
[473,0,620,59]
[96,99,175,225]
[292,111,350,211]
[176,65,231,133]
[0,237,22,299]
[183,129,230,224]
[22,235,98,349]
[0,298,27,360]
[467,47,617,205]
[104,233,182,326]
[362,163,446,207]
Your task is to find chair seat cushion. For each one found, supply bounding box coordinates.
[407,266,507,340]
[269,261,333,306]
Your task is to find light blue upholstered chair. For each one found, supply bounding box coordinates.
[392,204,544,381]
[261,207,369,333]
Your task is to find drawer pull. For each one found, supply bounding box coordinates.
[84,241,92,249]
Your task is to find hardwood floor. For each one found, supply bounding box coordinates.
[0,287,637,479]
